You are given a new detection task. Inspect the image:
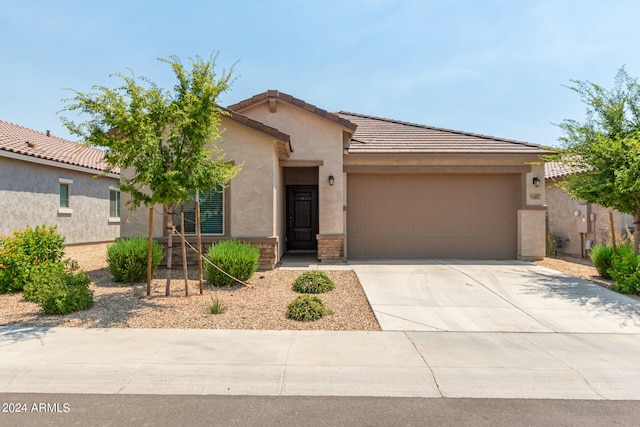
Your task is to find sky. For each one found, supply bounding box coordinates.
[2,0,640,147]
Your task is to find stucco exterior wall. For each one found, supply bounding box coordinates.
[239,102,345,235]
[221,118,278,237]
[120,117,281,240]
[0,157,120,244]
[517,209,546,259]
[545,182,632,256]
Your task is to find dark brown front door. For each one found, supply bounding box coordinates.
[286,185,319,250]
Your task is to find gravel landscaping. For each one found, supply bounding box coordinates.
[0,243,621,330]
[0,243,380,330]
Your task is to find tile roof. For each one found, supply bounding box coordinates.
[228,90,357,132]
[0,119,117,174]
[545,161,589,179]
[337,112,547,154]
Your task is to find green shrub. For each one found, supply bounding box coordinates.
[610,246,640,295]
[591,244,615,280]
[23,260,93,315]
[292,271,335,294]
[286,295,332,321]
[0,225,65,293]
[107,237,164,283]
[204,239,260,287]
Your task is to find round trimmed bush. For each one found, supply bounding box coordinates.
[286,295,332,321]
[204,239,260,287]
[292,271,335,294]
[107,237,164,283]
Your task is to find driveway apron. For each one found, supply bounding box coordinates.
[350,260,640,333]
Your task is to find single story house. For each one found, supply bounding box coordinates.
[121,91,548,268]
[0,119,120,244]
[545,161,634,257]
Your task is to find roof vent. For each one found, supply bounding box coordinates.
[46,130,51,137]
[26,140,36,148]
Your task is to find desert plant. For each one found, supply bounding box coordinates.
[209,294,227,314]
[292,271,335,294]
[0,225,65,293]
[590,244,615,280]
[107,237,164,283]
[610,246,640,295]
[286,294,332,321]
[204,239,260,287]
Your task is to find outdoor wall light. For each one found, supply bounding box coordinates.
[532,177,541,187]
[328,175,335,186]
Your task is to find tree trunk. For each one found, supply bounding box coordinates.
[609,211,617,255]
[165,203,173,296]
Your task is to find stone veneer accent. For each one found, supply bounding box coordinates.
[316,234,345,262]
[158,236,279,270]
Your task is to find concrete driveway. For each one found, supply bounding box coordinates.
[350,260,640,333]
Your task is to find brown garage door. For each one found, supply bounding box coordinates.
[347,174,520,259]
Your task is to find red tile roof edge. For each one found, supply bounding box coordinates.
[0,119,119,175]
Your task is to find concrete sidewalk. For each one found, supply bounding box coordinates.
[1,327,639,399]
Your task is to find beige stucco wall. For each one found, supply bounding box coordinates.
[120,117,282,240]
[546,181,632,256]
[239,101,346,235]
[0,156,120,244]
[517,209,546,259]
[221,118,279,237]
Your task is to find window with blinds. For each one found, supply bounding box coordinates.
[174,186,223,235]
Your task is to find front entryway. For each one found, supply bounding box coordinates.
[286,185,319,250]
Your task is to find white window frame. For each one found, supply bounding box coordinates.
[58,178,73,214]
[109,185,121,223]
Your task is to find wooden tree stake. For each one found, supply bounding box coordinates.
[166,205,173,296]
[196,200,204,294]
[147,207,153,296]
[181,212,189,296]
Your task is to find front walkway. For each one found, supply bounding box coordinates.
[1,326,639,399]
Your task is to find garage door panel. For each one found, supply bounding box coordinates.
[347,174,519,259]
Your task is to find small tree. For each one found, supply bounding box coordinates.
[552,67,640,255]
[60,53,241,294]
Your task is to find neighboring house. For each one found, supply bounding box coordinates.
[121,90,548,268]
[545,161,634,257]
[0,119,120,245]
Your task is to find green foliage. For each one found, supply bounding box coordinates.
[286,295,332,322]
[23,260,93,315]
[610,246,640,295]
[209,294,227,314]
[550,67,640,255]
[204,239,260,287]
[590,244,615,279]
[59,53,241,211]
[107,237,164,283]
[292,271,335,294]
[0,225,65,293]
